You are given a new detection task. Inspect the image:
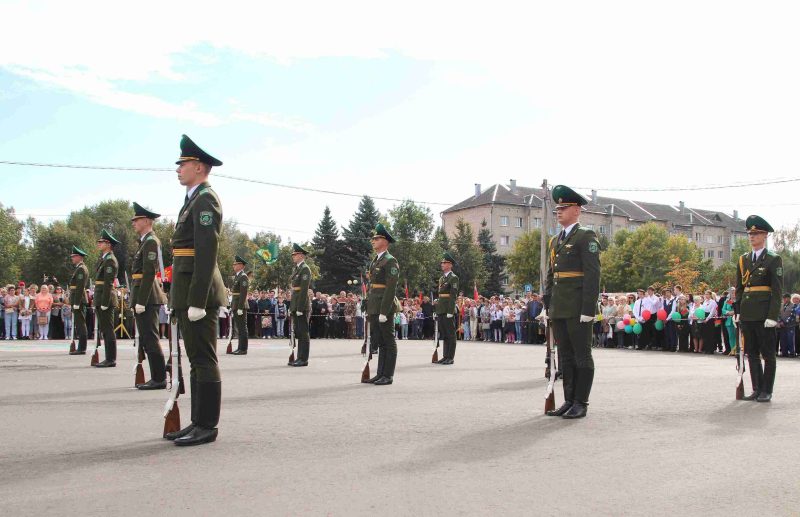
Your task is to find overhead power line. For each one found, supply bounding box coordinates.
[0,160,453,206]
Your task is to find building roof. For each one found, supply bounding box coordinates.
[443,183,746,232]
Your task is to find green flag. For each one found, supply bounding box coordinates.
[256,242,279,265]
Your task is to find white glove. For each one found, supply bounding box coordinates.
[764,319,778,328]
[218,307,227,318]
[134,304,145,314]
[378,314,387,323]
[446,313,453,318]
[237,309,243,316]
[72,305,79,310]
[580,315,594,323]
[188,306,206,322]
[535,309,548,321]
[296,311,303,316]
[101,305,108,311]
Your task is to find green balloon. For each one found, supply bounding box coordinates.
[671,311,681,321]
[655,320,664,331]
[624,324,633,334]
[695,308,706,319]
[633,322,643,335]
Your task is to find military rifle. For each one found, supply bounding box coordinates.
[69,310,76,354]
[735,316,746,400]
[162,313,182,437]
[288,309,296,365]
[432,317,440,363]
[360,319,372,383]
[90,301,100,366]
[544,316,556,414]
[126,271,146,386]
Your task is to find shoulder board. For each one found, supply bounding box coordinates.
[384,252,394,261]
[767,250,778,257]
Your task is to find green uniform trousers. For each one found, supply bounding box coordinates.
[741,321,777,395]
[438,314,457,360]
[74,308,88,351]
[176,309,221,383]
[96,307,117,361]
[134,304,166,382]
[293,313,310,361]
[369,314,397,378]
[234,312,248,352]
[552,318,595,404]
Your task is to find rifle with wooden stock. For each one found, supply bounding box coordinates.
[431,316,440,363]
[126,272,146,386]
[162,313,182,436]
[735,315,746,400]
[287,309,296,365]
[90,301,100,366]
[543,315,557,414]
[360,319,372,383]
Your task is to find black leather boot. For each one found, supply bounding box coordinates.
[546,401,573,417]
[562,402,588,419]
[174,381,220,446]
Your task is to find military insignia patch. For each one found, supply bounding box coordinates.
[390,267,398,276]
[147,251,156,261]
[77,273,83,279]
[199,211,213,226]
[243,280,248,286]
[105,266,112,273]
[777,267,783,277]
[588,241,599,253]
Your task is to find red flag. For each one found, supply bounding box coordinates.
[418,291,423,303]
[473,281,479,301]
[404,279,409,299]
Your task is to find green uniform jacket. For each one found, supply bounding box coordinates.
[93,252,119,309]
[131,231,168,306]
[169,182,227,310]
[231,271,249,312]
[69,262,89,308]
[735,250,783,322]
[435,272,459,315]
[289,262,311,312]
[544,225,601,319]
[367,252,399,317]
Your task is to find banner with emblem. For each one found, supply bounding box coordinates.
[256,242,280,265]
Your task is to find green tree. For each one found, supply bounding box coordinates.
[450,218,486,297]
[505,229,542,292]
[387,201,439,297]
[477,219,505,295]
[341,196,381,275]
[0,204,27,285]
[311,206,349,293]
[601,223,671,291]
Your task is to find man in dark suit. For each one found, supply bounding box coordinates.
[527,293,543,344]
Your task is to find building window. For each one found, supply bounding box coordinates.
[514,217,523,228]
[533,217,542,228]
[500,235,510,246]
[717,236,724,244]
[500,216,509,227]
[706,235,714,244]
[599,225,606,234]
[695,232,702,241]
[585,224,594,230]
[629,225,637,232]
[501,276,509,287]
[718,250,724,259]
[708,250,714,258]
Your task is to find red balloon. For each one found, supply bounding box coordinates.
[623,315,631,324]
[642,310,652,320]
[657,309,667,321]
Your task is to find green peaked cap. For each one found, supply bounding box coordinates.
[70,245,87,257]
[97,229,120,245]
[552,185,589,207]
[372,223,395,244]
[745,215,774,233]
[176,134,223,167]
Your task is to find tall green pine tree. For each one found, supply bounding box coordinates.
[341,196,380,276]
[311,206,349,292]
[477,219,505,295]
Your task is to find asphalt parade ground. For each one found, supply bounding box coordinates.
[0,338,798,517]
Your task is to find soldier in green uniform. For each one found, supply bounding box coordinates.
[289,244,312,366]
[130,202,168,389]
[735,215,783,402]
[543,185,601,419]
[68,246,90,355]
[231,255,250,355]
[366,224,400,385]
[94,229,120,367]
[435,251,459,365]
[165,134,227,446]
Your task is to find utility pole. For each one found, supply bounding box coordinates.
[539,178,549,295]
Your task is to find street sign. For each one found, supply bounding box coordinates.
[524,284,532,293]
